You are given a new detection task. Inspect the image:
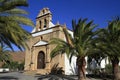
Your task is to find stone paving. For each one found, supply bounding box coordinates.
[0,72,104,80]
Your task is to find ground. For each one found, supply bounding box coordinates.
[0,72,35,80]
[0,72,109,80]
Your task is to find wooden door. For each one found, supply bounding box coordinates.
[37,51,45,69]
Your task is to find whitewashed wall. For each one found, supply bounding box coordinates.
[64,54,77,75]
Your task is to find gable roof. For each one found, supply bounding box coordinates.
[33,40,48,46]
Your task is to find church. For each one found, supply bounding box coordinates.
[24,8,77,75]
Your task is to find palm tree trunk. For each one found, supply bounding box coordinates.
[111,57,120,80]
[77,57,86,80]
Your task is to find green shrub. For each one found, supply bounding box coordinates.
[105,64,112,74]
[2,61,24,71]
[50,63,64,75]
[18,62,24,71]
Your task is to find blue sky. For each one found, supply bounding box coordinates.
[24,0,120,32]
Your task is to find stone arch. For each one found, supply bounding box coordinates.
[44,19,47,28]
[39,20,41,29]
[37,51,45,69]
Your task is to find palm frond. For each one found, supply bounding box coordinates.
[0,0,28,12]
[0,0,34,50]
[3,8,28,15]
[50,18,97,64]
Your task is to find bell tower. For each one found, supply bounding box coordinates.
[36,8,52,31]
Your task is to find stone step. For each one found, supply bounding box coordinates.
[24,70,37,75]
[36,69,50,75]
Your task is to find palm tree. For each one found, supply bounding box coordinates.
[0,0,34,50]
[50,18,97,80]
[95,17,120,80]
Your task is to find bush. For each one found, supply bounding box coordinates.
[50,63,64,75]
[2,61,24,71]
[105,64,112,74]
[18,62,24,71]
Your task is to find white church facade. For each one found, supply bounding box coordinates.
[24,8,77,75]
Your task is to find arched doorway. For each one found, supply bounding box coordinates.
[37,51,45,69]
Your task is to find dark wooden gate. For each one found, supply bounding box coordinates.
[37,51,45,69]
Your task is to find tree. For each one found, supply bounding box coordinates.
[96,17,120,80]
[0,0,34,50]
[50,18,97,80]
[87,49,106,72]
[0,44,12,64]
[2,61,25,71]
